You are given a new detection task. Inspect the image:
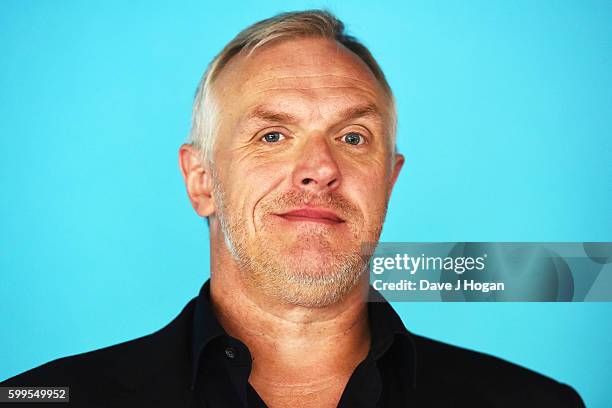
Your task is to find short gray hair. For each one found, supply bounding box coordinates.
[188,9,397,163]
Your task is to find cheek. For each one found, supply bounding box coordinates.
[228,158,287,226]
[343,162,390,224]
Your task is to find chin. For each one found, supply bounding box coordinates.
[245,243,366,307]
[279,268,364,307]
[281,246,351,267]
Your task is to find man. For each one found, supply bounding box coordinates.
[2,10,584,408]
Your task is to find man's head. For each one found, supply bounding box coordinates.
[180,10,404,307]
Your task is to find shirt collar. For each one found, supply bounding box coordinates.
[190,279,417,390]
[190,280,225,390]
[367,286,418,388]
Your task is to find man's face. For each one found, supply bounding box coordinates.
[209,37,403,306]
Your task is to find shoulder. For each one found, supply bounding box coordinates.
[410,334,585,407]
[1,298,196,405]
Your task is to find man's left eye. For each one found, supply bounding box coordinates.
[342,132,365,145]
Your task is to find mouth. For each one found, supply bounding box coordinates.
[275,207,345,225]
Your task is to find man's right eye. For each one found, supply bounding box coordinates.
[261,132,285,143]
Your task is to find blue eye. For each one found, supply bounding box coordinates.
[342,132,365,145]
[261,132,284,143]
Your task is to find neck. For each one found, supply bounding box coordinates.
[208,227,371,407]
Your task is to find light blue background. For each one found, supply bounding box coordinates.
[1,1,611,406]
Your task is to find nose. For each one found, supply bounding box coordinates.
[292,135,341,194]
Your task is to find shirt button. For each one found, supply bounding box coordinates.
[224,347,237,359]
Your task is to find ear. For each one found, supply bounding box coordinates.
[178,144,215,217]
[388,153,405,195]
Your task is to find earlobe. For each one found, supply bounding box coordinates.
[390,153,405,189]
[178,144,216,217]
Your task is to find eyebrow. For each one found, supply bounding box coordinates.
[244,102,384,126]
[339,103,384,123]
[246,106,299,124]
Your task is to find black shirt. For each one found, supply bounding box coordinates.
[191,281,415,407]
[2,280,585,407]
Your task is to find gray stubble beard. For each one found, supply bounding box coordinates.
[211,175,384,308]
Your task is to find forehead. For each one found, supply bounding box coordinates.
[213,37,388,118]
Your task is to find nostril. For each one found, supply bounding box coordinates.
[302,178,313,185]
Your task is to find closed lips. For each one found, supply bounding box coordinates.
[277,208,344,223]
